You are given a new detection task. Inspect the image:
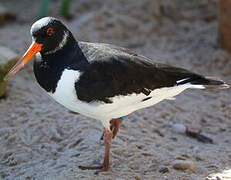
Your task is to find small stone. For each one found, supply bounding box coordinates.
[172,160,196,171]
[134,176,142,180]
[194,155,204,161]
[0,5,15,26]
[0,46,18,97]
[141,152,153,156]
[159,167,170,173]
[175,156,187,160]
[165,145,174,151]
[171,123,187,134]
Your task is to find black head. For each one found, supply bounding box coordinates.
[5,17,76,80]
[31,17,71,54]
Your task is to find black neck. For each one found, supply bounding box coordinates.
[33,33,88,93]
[41,33,88,70]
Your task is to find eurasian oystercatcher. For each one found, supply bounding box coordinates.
[5,17,230,171]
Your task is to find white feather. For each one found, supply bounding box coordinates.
[31,17,55,34]
[176,78,189,84]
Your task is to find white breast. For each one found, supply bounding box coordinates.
[48,69,111,121]
[48,69,89,115]
[48,69,191,128]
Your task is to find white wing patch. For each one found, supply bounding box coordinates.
[176,78,205,89]
[176,78,189,84]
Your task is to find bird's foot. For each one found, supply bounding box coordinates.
[79,164,109,174]
[80,128,112,172]
[78,164,103,170]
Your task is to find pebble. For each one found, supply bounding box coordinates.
[159,167,170,173]
[175,156,187,160]
[171,123,187,134]
[172,160,196,171]
[0,5,15,26]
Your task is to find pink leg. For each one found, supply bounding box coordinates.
[79,128,113,171]
[110,118,122,139]
[102,128,113,170]
[100,118,122,141]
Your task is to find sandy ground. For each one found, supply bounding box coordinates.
[0,0,231,179]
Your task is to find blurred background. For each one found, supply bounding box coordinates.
[0,0,230,179]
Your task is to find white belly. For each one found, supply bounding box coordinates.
[48,69,189,127]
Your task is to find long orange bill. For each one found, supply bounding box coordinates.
[4,42,43,81]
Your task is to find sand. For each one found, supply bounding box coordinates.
[0,0,230,179]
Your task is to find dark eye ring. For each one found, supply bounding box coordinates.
[46,28,55,36]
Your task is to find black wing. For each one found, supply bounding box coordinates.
[75,42,204,103]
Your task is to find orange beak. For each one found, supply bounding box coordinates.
[5,42,43,81]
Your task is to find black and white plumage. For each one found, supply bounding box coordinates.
[6,17,230,171]
[35,38,227,128]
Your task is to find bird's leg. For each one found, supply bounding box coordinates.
[100,118,122,141]
[101,128,113,170]
[79,128,113,171]
[110,118,122,139]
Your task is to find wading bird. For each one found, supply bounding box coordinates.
[6,17,230,171]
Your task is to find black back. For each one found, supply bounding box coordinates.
[33,29,205,104]
[74,42,204,103]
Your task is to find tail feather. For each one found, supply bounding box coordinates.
[191,76,230,89]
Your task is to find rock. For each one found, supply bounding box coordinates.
[0,5,16,26]
[0,46,18,97]
[134,176,142,180]
[171,123,187,134]
[172,160,196,171]
[175,156,187,160]
[159,167,170,173]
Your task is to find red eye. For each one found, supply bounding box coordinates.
[46,28,54,36]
